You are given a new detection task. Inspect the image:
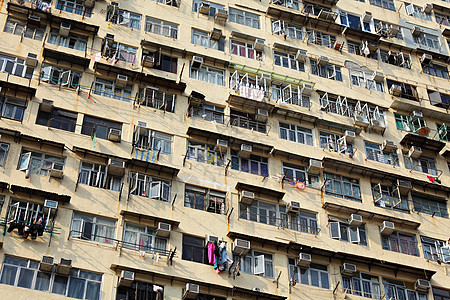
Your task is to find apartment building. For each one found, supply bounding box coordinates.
[0,0,449,298]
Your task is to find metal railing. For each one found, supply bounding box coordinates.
[366,150,399,166]
[56,2,92,17]
[1,217,60,236]
[230,115,267,133]
[145,23,178,39]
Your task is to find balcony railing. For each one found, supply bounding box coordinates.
[145,23,178,39]
[366,150,399,166]
[230,114,267,133]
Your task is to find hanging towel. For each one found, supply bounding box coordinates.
[208,243,216,264]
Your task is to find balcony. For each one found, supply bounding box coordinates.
[400,132,446,154]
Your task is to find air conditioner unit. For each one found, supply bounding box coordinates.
[108,158,125,176]
[240,144,252,158]
[422,4,432,14]
[240,190,255,205]
[191,56,203,69]
[119,270,135,287]
[256,109,269,122]
[370,118,386,132]
[50,162,64,179]
[84,0,95,8]
[116,74,128,88]
[28,15,41,26]
[233,238,250,255]
[199,2,210,14]
[307,159,322,175]
[287,201,301,214]
[397,179,412,195]
[318,10,337,21]
[411,26,423,37]
[39,256,54,272]
[59,22,71,37]
[408,146,422,159]
[341,263,357,275]
[40,99,54,113]
[318,56,329,66]
[373,71,384,81]
[26,53,38,67]
[420,53,432,65]
[183,283,200,299]
[210,28,222,40]
[254,39,265,51]
[415,279,431,292]
[297,253,311,267]
[344,130,356,143]
[142,55,155,68]
[411,110,423,120]
[215,9,228,22]
[354,115,369,128]
[215,139,228,151]
[207,235,219,243]
[107,128,122,142]
[56,258,72,275]
[156,222,171,237]
[301,84,314,95]
[261,73,271,81]
[389,84,402,96]
[110,1,119,7]
[381,140,397,153]
[380,221,395,235]
[44,199,58,209]
[363,11,373,22]
[388,25,400,37]
[349,214,363,226]
[295,49,307,61]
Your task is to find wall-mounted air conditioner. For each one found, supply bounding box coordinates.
[84,0,95,8]
[422,4,432,14]
[380,221,395,235]
[254,39,265,51]
[318,56,329,66]
[108,158,125,176]
[363,11,372,22]
[301,84,314,95]
[344,130,356,143]
[240,144,252,158]
[215,9,228,22]
[40,99,54,113]
[107,128,122,142]
[59,22,71,37]
[415,279,431,292]
[207,235,219,243]
[297,253,311,267]
[240,190,255,205]
[381,140,397,153]
[39,256,54,272]
[116,74,128,88]
[28,15,41,26]
[354,115,369,128]
[420,53,432,66]
[215,139,228,151]
[295,49,307,62]
[349,214,362,226]
[199,2,210,14]
[411,26,423,37]
[156,222,171,237]
[233,239,250,255]
[183,283,200,299]
[373,71,384,81]
[389,84,402,96]
[210,28,222,40]
[119,270,134,287]
[307,159,322,175]
[143,54,155,68]
[26,53,38,67]
[287,201,301,214]
[397,179,412,195]
[191,56,203,69]
[56,258,72,275]
[256,109,269,122]
[408,146,422,159]
[370,118,386,132]
[388,25,400,37]
[110,1,119,7]
[411,110,423,120]
[341,263,357,275]
[50,162,64,179]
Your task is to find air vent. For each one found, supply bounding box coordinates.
[380,221,395,235]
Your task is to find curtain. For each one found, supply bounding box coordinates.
[0,265,17,285]
[68,277,86,299]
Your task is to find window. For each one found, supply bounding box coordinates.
[428,90,450,109]
[437,123,450,141]
[4,17,45,40]
[189,103,224,123]
[342,272,381,298]
[371,183,409,211]
[0,53,34,78]
[117,281,164,300]
[329,219,367,245]
[0,256,102,300]
[365,142,398,166]
[146,17,178,38]
[56,0,92,16]
[229,8,260,29]
[48,28,88,51]
[123,222,168,253]
[374,20,403,39]
[319,93,354,118]
[288,209,319,234]
[187,140,225,166]
[279,122,313,146]
[310,60,342,81]
[303,2,329,16]
[240,200,285,227]
[386,80,418,101]
[103,42,137,64]
[71,212,116,244]
[394,113,425,132]
[273,50,305,71]
[93,77,132,102]
[324,172,361,202]
[412,193,448,218]
[192,29,225,51]
[421,236,450,263]
[129,172,171,202]
[0,143,9,167]
[231,150,268,176]
[405,4,432,21]
[319,131,354,155]
[190,65,225,86]
[288,259,330,289]
[305,29,336,48]
[272,0,300,10]
[133,126,173,154]
[36,108,77,132]
[383,278,428,300]
[78,161,123,191]
[40,64,81,88]
[423,63,449,79]
[340,11,372,32]
[404,156,437,175]
[7,199,53,227]
[282,163,320,187]
[369,0,395,10]
[107,8,141,29]
[185,185,226,214]
[380,50,411,68]
[349,70,384,92]
[137,86,176,112]
[0,96,26,121]
[18,149,65,176]
[271,83,310,107]
[192,0,224,16]
[182,235,205,263]
[153,54,177,73]
[381,231,418,256]
[230,39,263,61]
[230,109,266,133]
[271,20,303,40]
[235,250,274,278]
[414,32,440,50]
[435,12,450,26]
[433,288,450,300]
[154,0,179,7]
[81,115,122,140]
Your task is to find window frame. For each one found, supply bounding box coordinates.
[324,172,361,202]
[129,171,171,202]
[288,259,330,289]
[70,212,116,245]
[184,184,226,214]
[229,8,260,29]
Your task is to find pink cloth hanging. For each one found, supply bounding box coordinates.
[208,243,215,264]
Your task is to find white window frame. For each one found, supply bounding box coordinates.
[48,28,88,51]
[190,65,225,86]
[236,250,274,278]
[41,64,81,88]
[129,172,171,202]
[70,212,116,244]
[4,16,45,40]
[230,39,263,61]
[0,54,34,78]
[288,259,330,289]
[18,149,65,176]
[146,17,178,38]
[123,222,168,253]
[187,140,225,166]
[229,8,260,29]
[279,122,314,146]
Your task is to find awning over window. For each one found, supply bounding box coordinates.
[9,184,71,203]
